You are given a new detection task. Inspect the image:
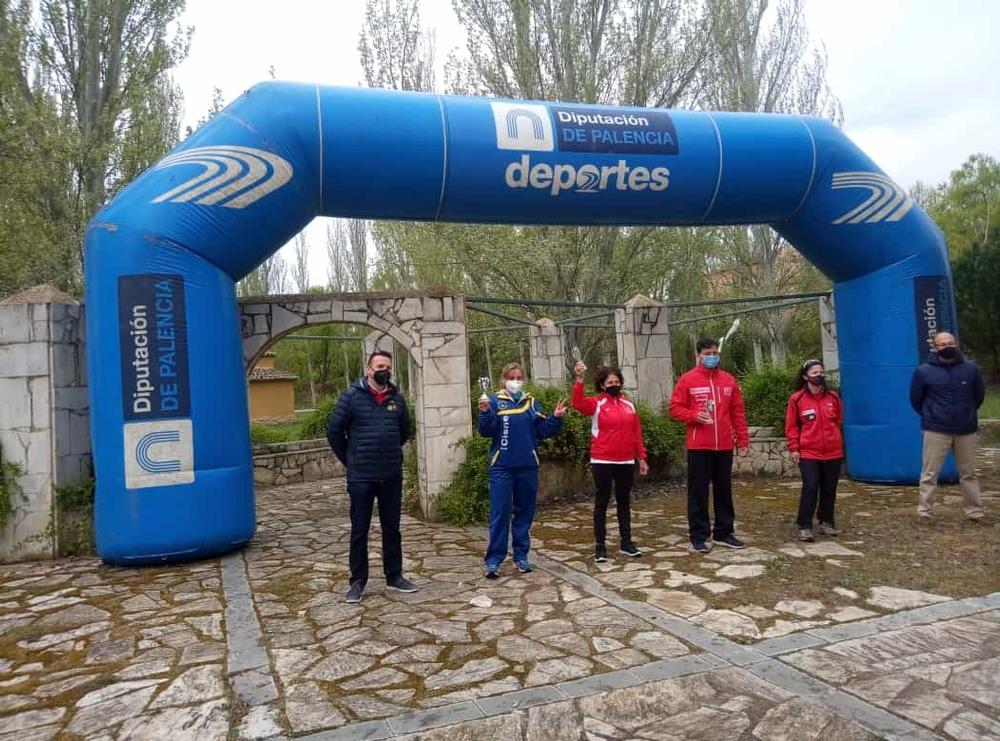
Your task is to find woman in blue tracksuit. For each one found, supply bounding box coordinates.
[478,362,566,578]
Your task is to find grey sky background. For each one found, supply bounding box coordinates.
[172,0,1000,284]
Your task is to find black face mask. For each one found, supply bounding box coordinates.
[937,346,959,361]
[605,385,622,396]
[807,374,825,385]
[372,369,391,386]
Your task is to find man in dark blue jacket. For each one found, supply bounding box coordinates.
[327,351,416,603]
[909,332,986,522]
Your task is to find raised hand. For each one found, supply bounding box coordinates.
[573,361,587,380]
[553,399,567,417]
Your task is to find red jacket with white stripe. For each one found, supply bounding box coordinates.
[785,388,844,460]
[571,382,647,463]
[669,366,750,451]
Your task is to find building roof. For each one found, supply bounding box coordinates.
[248,368,298,382]
[1,284,79,305]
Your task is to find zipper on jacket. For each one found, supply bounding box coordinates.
[709,373,720,450]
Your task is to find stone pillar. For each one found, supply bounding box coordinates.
[1,292,89,561]
[819,295,840,382]
[414,295,472,515]
[363,329,394,361]
[615,295,673,411]
[528,318,566,387]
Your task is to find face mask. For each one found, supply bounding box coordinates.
[807,374,825,385]
[701,355,720,369]
[505,379,523,395]
[938,346,959,361]
[605,385,622,396]
[372,369,391,386]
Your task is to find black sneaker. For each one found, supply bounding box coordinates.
[715,535,746,549]
[485,565,500,579]
[595,545,607,563]
[345,582,365,603]
[386,576,419,593]
[690,540,711,554]
[619,542,642,557]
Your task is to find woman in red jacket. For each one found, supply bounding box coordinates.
[785,359,844,542]
[572,361,649,563]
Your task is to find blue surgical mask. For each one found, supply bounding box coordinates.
[701,355,720,369]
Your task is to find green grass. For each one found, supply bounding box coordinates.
[250,420,307,444]
[981,386,1000,419]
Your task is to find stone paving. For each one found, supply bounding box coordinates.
[1,450,999,739]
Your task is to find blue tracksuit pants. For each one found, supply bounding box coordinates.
[485,466,538,567]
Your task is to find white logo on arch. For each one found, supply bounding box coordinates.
[491,102,554,151]
[151,145,293,209]
[831,171,913,224]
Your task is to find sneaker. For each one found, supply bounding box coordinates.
[917,512,934,523]
[515,559,534,574]
[386,576,419,593]
[798,528,815,542]
[619,542,642,557]
[818,522,840,536]
[715,535,746,549]
[345,582,365,604]
[594,544,608,563]
[485,565,500,579]
[967,514,987,524]
[690,540,711,554]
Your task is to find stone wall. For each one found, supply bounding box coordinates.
[734,426,797,478]
[252,438,344,487]
[1,301,90,561]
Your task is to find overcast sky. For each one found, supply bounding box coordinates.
[172,0,1000,284]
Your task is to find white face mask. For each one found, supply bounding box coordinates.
[505,379,524,395]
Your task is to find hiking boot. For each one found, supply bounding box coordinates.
[345,582,365,604]
[798,528,815,542]
[485,565,500,579]
[386,576,419,593]
[690,540,711,554]
[515,559,534,574]
[818,522,840,537]
[619,542,642,557]
[594,544,608,563]
[715,535,746,549]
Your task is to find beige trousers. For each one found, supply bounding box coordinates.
[918,430,984,518]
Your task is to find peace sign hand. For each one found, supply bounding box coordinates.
[553,399,567,418]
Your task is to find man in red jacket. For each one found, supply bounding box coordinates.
[669,338,750,553]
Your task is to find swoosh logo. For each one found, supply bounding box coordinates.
[151,145,293,209]
[831,171,913,224]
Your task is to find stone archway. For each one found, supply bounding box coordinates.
[239,289,471,514]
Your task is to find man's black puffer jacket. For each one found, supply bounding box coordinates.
[327,378,410,481]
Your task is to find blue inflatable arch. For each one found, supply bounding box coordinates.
[85,82,956,564]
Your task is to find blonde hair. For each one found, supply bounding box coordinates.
[501,362,525,380]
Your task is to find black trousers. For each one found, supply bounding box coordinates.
[687,450,735,543]
[348,477,403,586]
[592,463,635,545]
[796,458,841,528]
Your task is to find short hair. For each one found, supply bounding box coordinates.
[696,338,719,352]
[367,350,392,365]
[501,362,524,379]
[593,366,623,393]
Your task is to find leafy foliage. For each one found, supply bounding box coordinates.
[739,365,797,433]
[951,232,1000,377]
[0,457,25,529]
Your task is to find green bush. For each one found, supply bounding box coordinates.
[433,383,688,525]
[299,395,339,440]
[0,457,25,529]
[739,365,797,433]
[249,422,303,444]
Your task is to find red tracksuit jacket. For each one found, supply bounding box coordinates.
[669,366,749,451]
[785,388,844,461]
[571,382,647,463]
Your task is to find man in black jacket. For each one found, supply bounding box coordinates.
[909,332,986,522]
[327,351,417,603]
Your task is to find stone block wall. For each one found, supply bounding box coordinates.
[252,438,345,487]
[528,319,566,386]
[733,426,797,478]
[1,301,89,561]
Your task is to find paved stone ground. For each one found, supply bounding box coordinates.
[1,450,998,740]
